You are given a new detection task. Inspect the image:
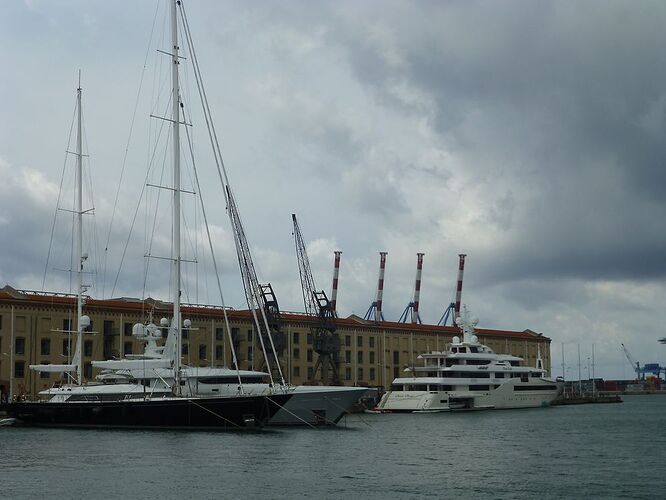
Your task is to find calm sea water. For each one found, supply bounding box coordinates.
[1,395,664,499]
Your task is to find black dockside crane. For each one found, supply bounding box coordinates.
[226,186,286,383]
[292,214,341,385]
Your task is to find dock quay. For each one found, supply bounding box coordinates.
[553,394,623,406]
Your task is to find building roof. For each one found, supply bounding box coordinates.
[0,286,550,342]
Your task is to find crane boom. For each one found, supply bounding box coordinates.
[226,186,285,383]
[621,343,641,380]
[292,214,340,385]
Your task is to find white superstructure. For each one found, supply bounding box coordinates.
[377,306,562,412]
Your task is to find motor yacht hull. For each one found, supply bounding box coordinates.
[378,379,562,413]
[270,386,367,425]
[0,393,292,430]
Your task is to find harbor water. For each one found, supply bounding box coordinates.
[1,395,664,499]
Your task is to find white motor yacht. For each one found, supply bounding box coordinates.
[377,307,562,412]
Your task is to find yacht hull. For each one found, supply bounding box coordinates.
[378,380,561,413]
[270,386,367,425]
[0,394,292,430]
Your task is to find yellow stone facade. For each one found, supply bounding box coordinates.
[0,288,551,399]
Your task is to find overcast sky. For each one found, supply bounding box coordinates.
[2,0,666,380]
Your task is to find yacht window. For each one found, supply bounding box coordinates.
[493,385,501,389]
[531,372,541,378]
[510,361,520,366]
[459,347,467,353]
[469,385,490,391]
[473,372,490,378]
[446,359,461,366]
[494,373,504,378]
[470,347,478,353]
[514,385,557,391]
[452,347,458,353]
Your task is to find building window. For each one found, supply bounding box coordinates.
[231,327,240,343]
[182,343,189,355]
[357,336,363,347]
[345,335,351,347]
[357,351,363,364]
[393,351,399,364]
[345,350,351,363]
[248,345,253,362]
[307,367,314,379]
[293,348,300,359]
[215,345,224,360]
[357,367,364,381]
[369,336,375,348]
[124,342,133,355]
[40,338,51,356]
[103,320,114,336]
[307,333,313,345]
[40,363,50,379]
[345,367,351,380]
[84,362,93,379]
[293,366,300,378]
[247,329,253,342]
[293,332,300,344]
[182,328,189,340]
[15,337,25,355]
[14,361,25,378]
[215,327,225,341]
[0,314,2,330]
[370,367,376,381]
[62,339,70,356]
[124,322,133,337]
[63,318,72,332]
[393,366,400,379]
[307,349,313,362]
[369,351,375,364]
[199,344,206,360]
[84,340,93,357]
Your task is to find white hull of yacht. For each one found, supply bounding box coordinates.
[271,386,367,426]
[378,379,562,412]
[177,378,366,425]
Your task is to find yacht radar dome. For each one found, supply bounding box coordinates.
[160,317,169,327]
[132,323,146,338]
[183,319,192,328]
[452,336,461,344]
[471,335,478,343]
[80,315,91,329]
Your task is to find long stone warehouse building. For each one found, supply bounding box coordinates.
[0,286,552,398]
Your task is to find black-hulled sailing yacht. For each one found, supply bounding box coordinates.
[1,0,291,429]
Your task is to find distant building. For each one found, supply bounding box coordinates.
[0,286,551,398]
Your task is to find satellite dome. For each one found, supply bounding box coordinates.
[132,323,147,338]
[79,315,91,329]
[452,336,461,344]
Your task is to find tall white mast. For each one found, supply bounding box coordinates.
[171,0,182,393]
[75,73,84,386]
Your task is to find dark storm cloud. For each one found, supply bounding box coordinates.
[320,0,666,284]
